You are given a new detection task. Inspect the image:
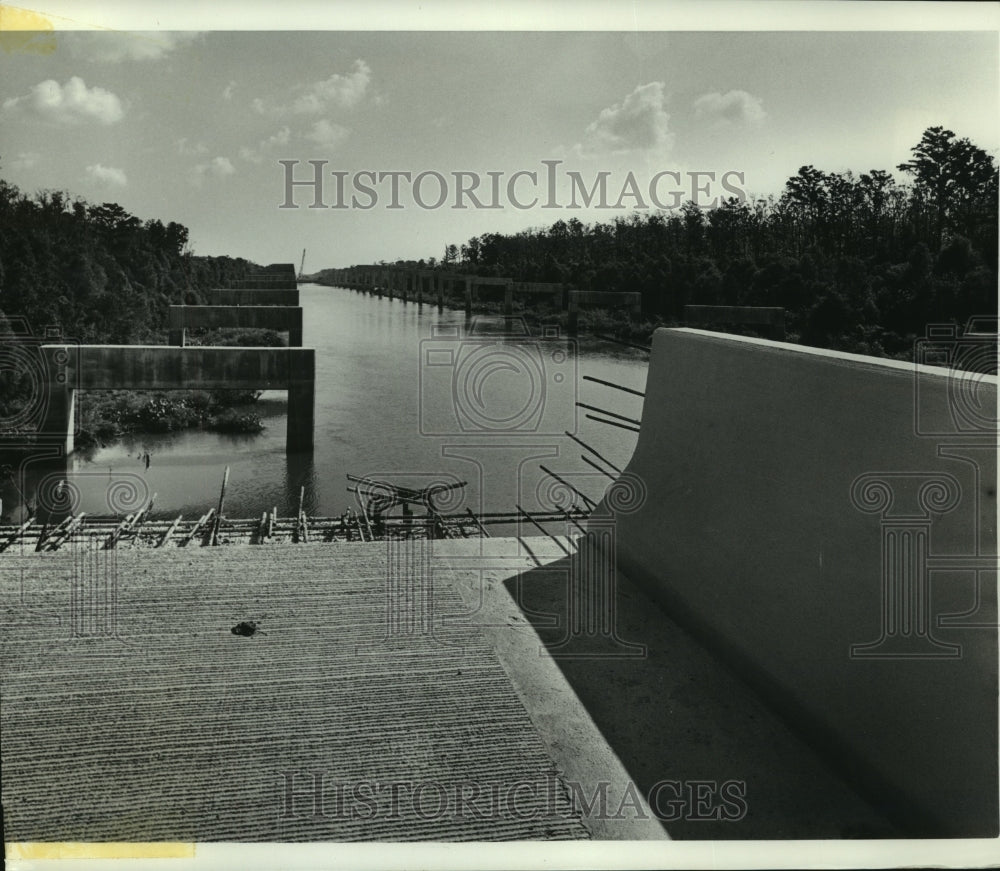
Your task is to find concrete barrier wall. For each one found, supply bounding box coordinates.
[228,278,297,290]
[168,306,303,346]
[43,345,314,391]
[38,346,314,453]
[207,289,299,306]
[512,282,564,301]
[593,327,997,836]
[256,263,296,276]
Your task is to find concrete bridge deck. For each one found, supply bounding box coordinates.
[1,537,893,842]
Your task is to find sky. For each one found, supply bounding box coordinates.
[1,3,997,271]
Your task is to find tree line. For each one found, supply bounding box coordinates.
[0,175,255,344]
[0,171,260,438]
[432,127,998,357]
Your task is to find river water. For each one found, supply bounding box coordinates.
[6,284,649,525]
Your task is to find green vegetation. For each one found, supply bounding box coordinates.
[0,178,257,343]
[0,174,273,446]
[407,127,999,355]
[75,390,265,450]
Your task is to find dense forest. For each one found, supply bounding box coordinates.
[0,170,265,445]
[1,125,996,439]
[0,175,255,343]
[430,127,998,357]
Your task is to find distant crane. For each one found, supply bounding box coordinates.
[298,248,306,281]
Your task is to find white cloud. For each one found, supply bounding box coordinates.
[222,80,237,100]
[176,137,208,157]
[65,31,202,63]
[253,59,372,116]
[575,82,672,156]
[9,152,40,170]
[693,90,765,126]
[304,120,349,150]
[293,60,371,113]
[84,164,127,188]
[2,76,124,125]
[192,156,236,185]
[239,126,292,163]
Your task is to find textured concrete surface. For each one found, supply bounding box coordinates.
[595,327,998,837]
[434,537,670,840]
[1,534,901,844]
[452,536,897,839]
[0,543,588,842]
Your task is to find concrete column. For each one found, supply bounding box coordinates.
[464,278,472,315]
[40,383,76,456]
[286,347,315,452]
[504,279,514,318]
[417,274,424,306]
[168,307,186,346]
[627,297,641,324]
[287,384,314,452]
[568,291,580,335]
[436,274,444,309]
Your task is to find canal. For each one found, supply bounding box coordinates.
[5,284,649,525]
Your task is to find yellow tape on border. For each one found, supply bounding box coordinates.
[0,5,57,54]
[7,843,196,860]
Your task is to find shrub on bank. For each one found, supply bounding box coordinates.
[184,327,287,347]
[75,388,265,448]
[208,409,265,434]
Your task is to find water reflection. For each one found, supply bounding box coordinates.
[2,285,649,524]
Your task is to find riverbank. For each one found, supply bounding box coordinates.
[74,327,284,449]
[75,389,265,450]
[2,285,653,523]
[309,273,666,345]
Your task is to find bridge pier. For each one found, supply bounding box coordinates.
[39,346,316,455]
[287,383,315,452]
[40,382,76,456]
[169,306,304,348]
[207,289,300,306]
